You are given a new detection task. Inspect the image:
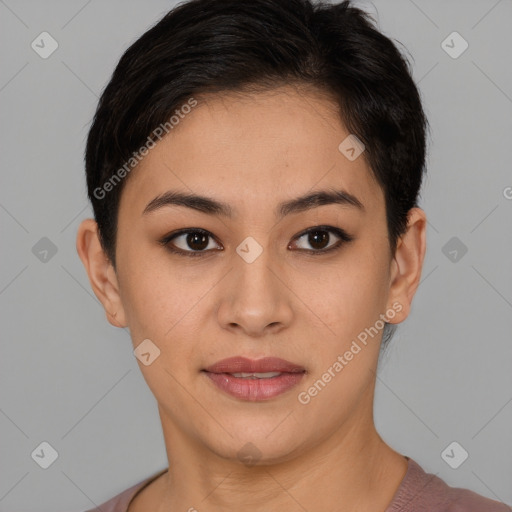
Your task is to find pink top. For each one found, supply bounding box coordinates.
[85,456,511,511]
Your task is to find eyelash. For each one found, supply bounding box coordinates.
[159,225,354,258]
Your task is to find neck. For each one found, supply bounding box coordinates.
[153,404,408,512]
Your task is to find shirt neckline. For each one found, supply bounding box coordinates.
[127,456,417,511]
[127,468,169,510]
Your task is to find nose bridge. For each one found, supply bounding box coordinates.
[218,234,292,335]
[234,237,275,294]
[234,235,280,305]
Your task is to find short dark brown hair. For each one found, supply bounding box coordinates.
[85,0,428,272]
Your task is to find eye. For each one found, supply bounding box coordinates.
[290,226,354,254]
[160,225,353,258]
[160,228,222,256]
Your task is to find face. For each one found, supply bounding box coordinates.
[82,85,423,464]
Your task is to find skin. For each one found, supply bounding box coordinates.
[77,84,427,512]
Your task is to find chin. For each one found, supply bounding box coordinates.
[197,417,309,467]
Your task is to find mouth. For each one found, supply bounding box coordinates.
[202,357,306,401]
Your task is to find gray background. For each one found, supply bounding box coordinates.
[1,0,511,510]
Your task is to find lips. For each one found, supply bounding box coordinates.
[203,357,306,401]
[204,356,305,374]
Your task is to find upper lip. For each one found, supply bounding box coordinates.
[204,357,305,374]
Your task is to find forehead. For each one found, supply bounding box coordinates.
[120,85,383,218]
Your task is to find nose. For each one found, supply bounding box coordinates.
[216,244,294,338]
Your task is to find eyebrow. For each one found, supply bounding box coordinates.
[142,188,364,219]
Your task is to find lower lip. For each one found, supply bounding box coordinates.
[204,372,305,401]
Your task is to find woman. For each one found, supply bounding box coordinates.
[76,0,511,510]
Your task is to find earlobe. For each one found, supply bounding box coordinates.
[76,219,128,328]
[386,207,427,324]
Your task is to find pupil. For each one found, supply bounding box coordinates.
[309,230,328,250]
[188,232,208,250]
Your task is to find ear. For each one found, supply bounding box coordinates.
[385,207,427,324]
[76,219,127,328]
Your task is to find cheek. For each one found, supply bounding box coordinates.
[294,257,389,414]
[116,245,196,342]
[296,250,389,337]
[118,258,204,394]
